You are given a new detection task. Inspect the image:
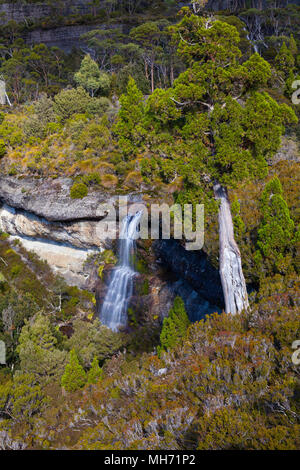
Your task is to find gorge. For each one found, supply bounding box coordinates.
[0,175,225,327]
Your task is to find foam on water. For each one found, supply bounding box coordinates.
[100,211,142,331]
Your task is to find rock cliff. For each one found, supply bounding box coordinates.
[0,1,100,25]
[0,176,143,288]
[0,175,140,222]
[0,176,223,320]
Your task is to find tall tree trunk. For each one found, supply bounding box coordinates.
[151,62,154,93]
[170,63,174,86]
[144,60,149,80]
[0,80,11,106]
[214,182,249,315]
[0,80,6,105]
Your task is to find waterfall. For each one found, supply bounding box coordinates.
[100,211,142,331]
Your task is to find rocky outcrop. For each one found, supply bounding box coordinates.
[0,202,102,287]
[0,176,140,223]
[272,135,300,164]
[0,176,147,288]
[0,204,103,249]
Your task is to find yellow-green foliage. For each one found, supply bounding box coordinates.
[70,182,88,199]
[0,139,6,158]
[87,357,103,385]
[158,297,190,355]
[0,104,144,194]
[101,174,118,189]
[17,313,67,384]
[124,170,143,189]
[0,373,47,422]
[61,349,86,392]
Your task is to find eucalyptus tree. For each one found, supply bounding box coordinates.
[130,22,163,93]
[81,28,139,72]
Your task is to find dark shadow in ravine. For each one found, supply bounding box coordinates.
[154,239,224,322]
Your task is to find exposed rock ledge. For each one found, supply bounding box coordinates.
[0,204,102,249]
[0,176,141,222]
[0,203,101,287]
[0,176,125,288]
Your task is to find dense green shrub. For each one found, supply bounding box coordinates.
[54,87,91,120]
[16,313,67,384]
[0,139,6,158]
[70,182,88,199]
[158,296,190,355]
[255,176,298,276]
[87,357,103,384]
[116,64,150,95]
[61,349,86,392]
[86,97,111,116]
[74,54,111,97]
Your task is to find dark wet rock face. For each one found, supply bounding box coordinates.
[154,239,224,318]
[169,278,221,322]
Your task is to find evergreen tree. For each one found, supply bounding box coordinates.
[145,14,297,190]
[74,54,111,97]
[159,297,190,354]
[130,22,162,92]
[255,176,297,275]
[275,42,295,78]
[289,34,298,58]
[17,313,67,384]
[113,76,146,158]
[61,349,86,392]
[87,356,103,384]
[64,319,125,367]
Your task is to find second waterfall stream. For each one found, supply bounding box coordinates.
[100,211,142,331]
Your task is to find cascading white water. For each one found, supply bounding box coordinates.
[100,211,142,331]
